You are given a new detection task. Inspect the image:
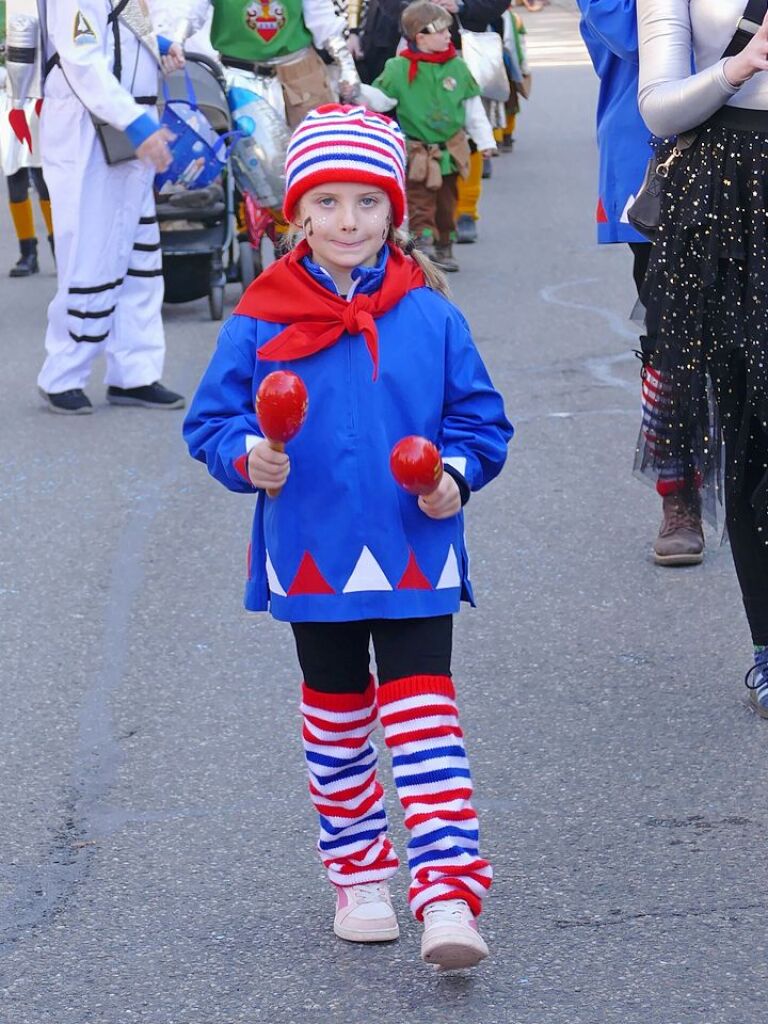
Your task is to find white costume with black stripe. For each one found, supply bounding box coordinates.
[37,0,166,394]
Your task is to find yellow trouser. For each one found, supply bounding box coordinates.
[456,150,484,222]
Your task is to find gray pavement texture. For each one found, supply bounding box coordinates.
[1,9,767,1024]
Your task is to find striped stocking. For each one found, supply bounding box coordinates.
[301,679,400,886]
[377,675,492,920]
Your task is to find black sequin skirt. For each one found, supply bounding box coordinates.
[635,112,768,540]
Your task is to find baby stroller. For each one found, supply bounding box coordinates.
[157,55,234,321]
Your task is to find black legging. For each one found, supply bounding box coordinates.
[709,350,768,646]
[291,616,453,693]
[7,166,49,204]
[629,241,659,364]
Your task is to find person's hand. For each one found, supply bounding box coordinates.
[434,0,459,12]
[347,32,363,61]
[724,10,768,86]
[418,472,461,519]
[136,126,174,172]
[339,78,361,102]
[161,42,186,75]
[247,440,291,491]
[480,147,495,157]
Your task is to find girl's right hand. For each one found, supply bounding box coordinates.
[247,440,291,490]
[725,10,768,86]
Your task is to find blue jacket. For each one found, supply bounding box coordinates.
[577,0,650,244]
[183,248,514,622]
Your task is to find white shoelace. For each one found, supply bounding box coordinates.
[353,883,391,904]
[423,899,470,924]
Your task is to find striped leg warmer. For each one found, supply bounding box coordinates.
[377,675,492,920]
[301,679,400,886]
[641,366,690,495]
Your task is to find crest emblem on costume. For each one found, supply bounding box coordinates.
[73,10,97,45]
[245,0,287,42]
[442,76,457,92]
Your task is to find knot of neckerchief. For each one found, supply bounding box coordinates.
[234,240,426,381]
[401,43,458,82]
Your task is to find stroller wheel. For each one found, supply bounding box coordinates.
[209,283,225,321]
[239,239,256,291]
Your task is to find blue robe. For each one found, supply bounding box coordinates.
[184,248,514,622]
[577,0,651,245]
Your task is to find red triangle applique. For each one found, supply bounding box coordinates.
[397,550,433,591]
[287,552,336,596]
[596,197,608,224]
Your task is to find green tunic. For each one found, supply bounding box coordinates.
[211,0,313,62]
[372,55,479,145]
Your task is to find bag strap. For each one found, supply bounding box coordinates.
[161,67,197,108]
[722,0,768,58]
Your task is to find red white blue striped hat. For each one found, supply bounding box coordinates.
[283,104,408,227]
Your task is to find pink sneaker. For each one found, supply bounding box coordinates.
[421,899,489,970]
[333,882,400,943]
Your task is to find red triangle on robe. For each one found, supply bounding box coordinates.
[596,198,609,224]
[233,452,251,483]
[287,552,336,596]
[397,550,433,591]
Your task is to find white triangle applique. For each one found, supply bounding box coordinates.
[266,551,286,596]
[436,545,461,590]
[620,194,636,224]
[343,546,393,593]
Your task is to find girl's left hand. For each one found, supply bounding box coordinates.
[418,472,461,519]
[161,43,186,75]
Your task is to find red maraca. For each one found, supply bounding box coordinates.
[390,436,443,496]
[255,370,308,497]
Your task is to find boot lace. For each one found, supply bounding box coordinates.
[745,648,768,695]
[353,883,391,904]
[423,899,469,924]
[660,495,701,537]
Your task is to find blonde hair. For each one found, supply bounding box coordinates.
[284,215,450,298]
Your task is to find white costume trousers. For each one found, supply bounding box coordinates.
[37,97,165,394]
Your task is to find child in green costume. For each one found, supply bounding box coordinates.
[360,0,495,273]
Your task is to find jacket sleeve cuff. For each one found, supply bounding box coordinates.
[124,113,157,148]
[157,35,173,55]
[443,463,471,506]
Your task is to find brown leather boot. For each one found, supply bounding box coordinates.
[653,493,705,566]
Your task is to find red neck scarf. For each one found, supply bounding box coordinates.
[401,44,458,82]
[235,240,426,381]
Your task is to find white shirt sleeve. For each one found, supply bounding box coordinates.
[48,0,149,130]
[168,0,213,37]
[302,0,346,48]
[359,82,397,111]
[464,95,496,151]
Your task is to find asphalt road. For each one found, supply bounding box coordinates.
[1,9,766,1024]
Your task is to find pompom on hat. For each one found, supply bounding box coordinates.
[283,104,408,228]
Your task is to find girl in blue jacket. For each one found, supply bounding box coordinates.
[183,104,513,971]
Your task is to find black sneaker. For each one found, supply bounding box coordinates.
[39,387,93,415]
[106,382,186,409]
[456,215,478,244]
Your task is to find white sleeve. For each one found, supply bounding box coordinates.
[464,95,496,151]
[302,0,346,48]
[359,82,397,111]
[637,0,738,137]
[49,0,148,129]
[164,0,212,39]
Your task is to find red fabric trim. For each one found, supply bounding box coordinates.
[236,240,423,381]
[233,451,251,484]
[400,44,458,82]
[596,197,608,224]
[283,166,406,228]
[377,674,456,706]
[301,677,376,713]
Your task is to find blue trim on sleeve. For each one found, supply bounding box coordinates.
[157,35,172,55]
[124,113,157,148]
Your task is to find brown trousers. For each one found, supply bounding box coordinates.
[407,173,459,247]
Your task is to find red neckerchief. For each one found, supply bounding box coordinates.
[234,240,426,381]
[401,44,458,83]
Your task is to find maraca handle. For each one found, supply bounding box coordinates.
[266,440,285,499]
